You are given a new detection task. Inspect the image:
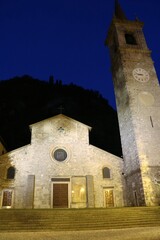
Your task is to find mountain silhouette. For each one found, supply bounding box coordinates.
[0,75,122,156]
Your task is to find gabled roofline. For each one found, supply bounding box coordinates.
[29,114,92,131]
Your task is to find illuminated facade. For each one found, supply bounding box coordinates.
[106,1,160,206]
[0,1,160,208]
[0,114,124,208]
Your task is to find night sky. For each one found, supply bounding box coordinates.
[1,0,160,109]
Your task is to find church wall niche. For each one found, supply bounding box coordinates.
[71,176,87,208]
[25,175,35,209]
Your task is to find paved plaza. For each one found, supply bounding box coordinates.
[0,227,160,240]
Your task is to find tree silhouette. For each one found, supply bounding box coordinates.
[0,76,122,156]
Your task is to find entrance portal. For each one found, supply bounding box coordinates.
[2,190,13,208]
[104,189,114,207]
[53,183,68,208]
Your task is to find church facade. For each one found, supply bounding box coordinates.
[0,114,124,209]
[0,1,160,208]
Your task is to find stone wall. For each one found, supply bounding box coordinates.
[0,114,124,209]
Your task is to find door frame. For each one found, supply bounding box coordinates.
[51,179,71,208]
[103,187,115,208]
[1,189,14,209]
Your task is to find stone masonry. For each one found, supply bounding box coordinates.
[0,114,124,209]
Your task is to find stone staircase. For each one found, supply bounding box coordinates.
[0,207,160,232]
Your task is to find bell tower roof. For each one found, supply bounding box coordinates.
[115,0,127,20]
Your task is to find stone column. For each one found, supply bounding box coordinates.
[25,175,35,208]
[86,175,94,208]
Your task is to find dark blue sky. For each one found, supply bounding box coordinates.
[0,0,160,109]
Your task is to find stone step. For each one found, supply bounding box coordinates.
[0,207,160,231]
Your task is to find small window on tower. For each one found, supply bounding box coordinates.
[125,33,137,45]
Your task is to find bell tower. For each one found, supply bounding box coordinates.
[105,0,160,206]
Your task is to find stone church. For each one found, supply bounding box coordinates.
[0,1,160,209]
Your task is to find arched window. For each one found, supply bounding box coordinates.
[125,33,137,45]
[103,167,111,179]
[7,167,15,179]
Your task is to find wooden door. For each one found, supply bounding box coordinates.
[104,189,114,207]
[53,184,68,208]
[2,190,13,208]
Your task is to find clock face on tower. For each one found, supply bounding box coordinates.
[132,68,149,82]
